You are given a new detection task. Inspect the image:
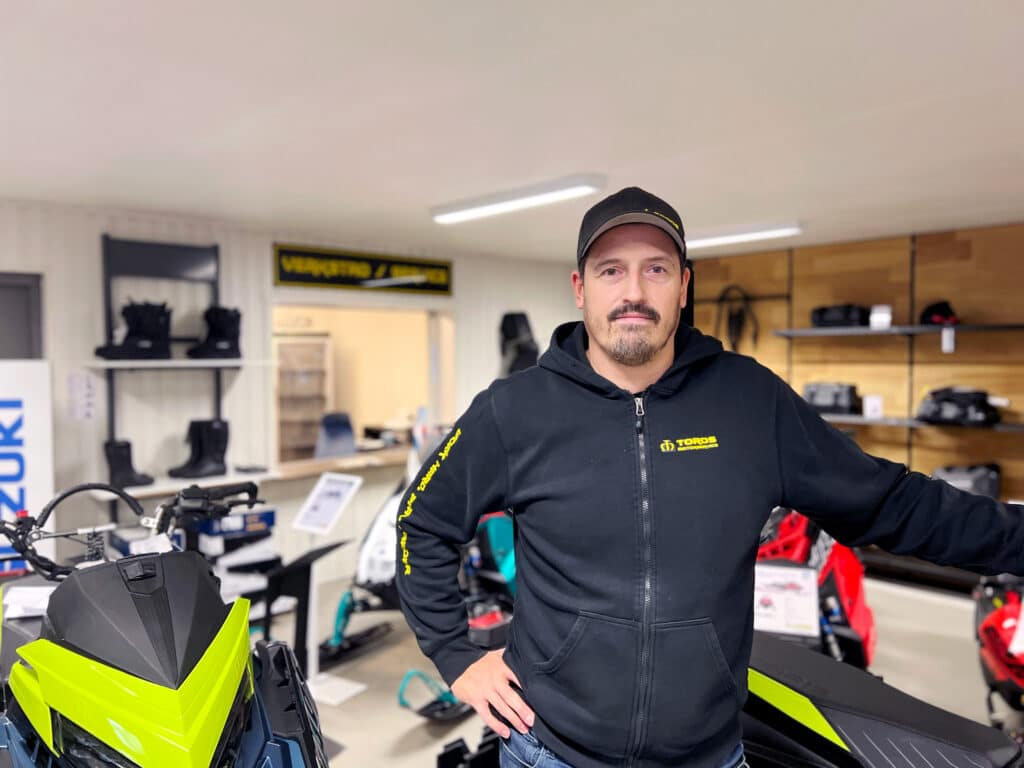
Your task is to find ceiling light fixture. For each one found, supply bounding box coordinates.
[361,274,427,288]
[432,174,606,225]
[687,226,802,250]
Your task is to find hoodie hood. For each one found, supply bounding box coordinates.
[539,315,724,398]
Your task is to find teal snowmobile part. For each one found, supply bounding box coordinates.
[478,514,516,597]
[398,669,472,722]
[318,589,392,666]
[328,590,355,647]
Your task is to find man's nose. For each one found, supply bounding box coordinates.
[622,268,646,302]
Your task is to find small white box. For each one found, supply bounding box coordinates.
[863,394,884,419]
[869,305,893,330]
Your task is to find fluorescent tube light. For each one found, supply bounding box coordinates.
[432,174,606,224]
[687,226,802,250]
[361,275,427,288]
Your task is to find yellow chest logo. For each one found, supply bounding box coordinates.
[660,435,719,453]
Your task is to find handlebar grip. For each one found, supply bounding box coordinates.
[199,481,258,501]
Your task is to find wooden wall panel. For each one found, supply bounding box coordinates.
[915,224,1024,364]
[791,238,912,370]
[692,299,789,379]
[792,335,909,365]
[692,249,791,377]
[693,249,789,300]
[913,364,1024,425]
[792,237,912,326]
[911,225,1024,500]
[694,227,1024,491]
[789,362,910,419]
[787,236,912,465]
[835,425,911,468]
[911,428,1024,502]
[789,362,911,466]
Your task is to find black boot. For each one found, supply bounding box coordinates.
[187,306,241,359]
[168,421,203,478]
[95,301,172,359]
[168,419,228,478]
[104,440,154,488]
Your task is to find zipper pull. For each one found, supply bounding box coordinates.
[635,397,645,418]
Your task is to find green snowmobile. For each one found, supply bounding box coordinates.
[0,480,328,767]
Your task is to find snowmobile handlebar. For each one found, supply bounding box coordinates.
[0,480,262,580]
[37,482,146,528]
[152,481,262,535]
[0,482,146,580]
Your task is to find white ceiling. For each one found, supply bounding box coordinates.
[2,2,1022,262]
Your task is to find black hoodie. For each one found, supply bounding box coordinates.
[397,320,1024,768]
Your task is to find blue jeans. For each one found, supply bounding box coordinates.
[499,729,746,768]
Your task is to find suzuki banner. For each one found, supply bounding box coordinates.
[0,361,55,570]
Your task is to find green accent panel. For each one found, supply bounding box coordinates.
[9,663,54,752]
[13,598,252,767]
[747,668,848,751]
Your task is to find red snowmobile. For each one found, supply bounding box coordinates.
[757,507,877,668]
[975,574,1024,740]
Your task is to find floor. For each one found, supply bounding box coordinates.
[298,577,994,767]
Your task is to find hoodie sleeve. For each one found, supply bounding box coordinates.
[773,377,1024,576]
[396,389,509,685]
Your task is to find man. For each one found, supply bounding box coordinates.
[396,187,1024,768]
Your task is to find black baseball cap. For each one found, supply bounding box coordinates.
[576,187,687,271]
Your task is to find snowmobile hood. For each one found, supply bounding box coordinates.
[9,596,253,768]
[539,318,723,397]
[42,550,231,688]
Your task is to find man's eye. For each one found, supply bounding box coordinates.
[650,265,667,273]
[600,267,621,277]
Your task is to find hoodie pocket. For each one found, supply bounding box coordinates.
[528,611,639,759]
[645,618,740,754]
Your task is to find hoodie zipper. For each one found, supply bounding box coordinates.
[628,394,654,765]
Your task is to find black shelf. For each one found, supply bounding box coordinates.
[89,360,243,371]
[775,323,1024,338]
[821,414,1024,433]
[100,235,227,520]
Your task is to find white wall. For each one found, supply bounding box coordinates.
[0,198,578,506]
[0,199,275,495]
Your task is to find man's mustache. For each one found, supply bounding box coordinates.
[608,303,660,323]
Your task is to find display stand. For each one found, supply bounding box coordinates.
[255,541,347,674]
[287,472,365,705]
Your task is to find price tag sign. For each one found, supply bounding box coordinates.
[753,563,820,638]
[293,473,363,535]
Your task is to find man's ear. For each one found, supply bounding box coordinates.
[572,270,585,309]
[680,266,691,308]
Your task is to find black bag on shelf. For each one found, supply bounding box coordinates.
[932,463,1001,499]
[916,387,1000,427]
[803,382,863,415]
[810,304,871,327]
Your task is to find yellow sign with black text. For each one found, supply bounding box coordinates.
[274,243,452,296]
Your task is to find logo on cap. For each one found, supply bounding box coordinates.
[644,208,680,231]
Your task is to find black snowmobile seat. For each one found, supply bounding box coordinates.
[749,632,1021,768]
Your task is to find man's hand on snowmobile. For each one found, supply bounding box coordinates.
[451,649,534,739]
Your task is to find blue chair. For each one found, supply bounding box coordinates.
[314,412,356,458]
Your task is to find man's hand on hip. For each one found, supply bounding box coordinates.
[451,650,535,739]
